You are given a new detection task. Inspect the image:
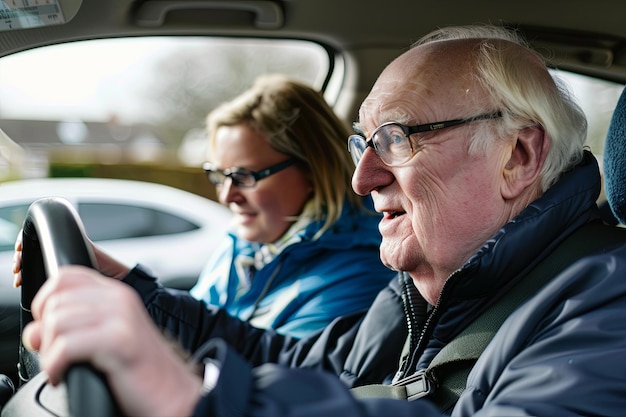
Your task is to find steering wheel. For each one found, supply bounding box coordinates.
[1,197,118,417]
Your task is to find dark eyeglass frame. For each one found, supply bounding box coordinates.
[202,159,296,188]
[348,111,502,166]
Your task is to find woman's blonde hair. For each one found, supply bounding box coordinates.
[206,74,364,237]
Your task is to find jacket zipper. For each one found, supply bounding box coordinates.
[394,267,464,382]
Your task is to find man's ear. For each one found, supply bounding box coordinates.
[501,126,549,199]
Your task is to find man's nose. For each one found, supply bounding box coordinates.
[351,148,390,196]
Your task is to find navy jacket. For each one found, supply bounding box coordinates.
[124,151,626,416]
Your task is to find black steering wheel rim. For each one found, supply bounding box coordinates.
[14,197,118,417]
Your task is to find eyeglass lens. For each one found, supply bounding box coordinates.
[348,123,412,166]
[207,169,254,187]
[372,124,413,165]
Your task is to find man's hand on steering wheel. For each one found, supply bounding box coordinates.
[23,265,204,417]
[13,198,203,417]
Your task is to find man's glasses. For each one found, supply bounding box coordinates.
[203,159,296,188]
[347,112,502,166]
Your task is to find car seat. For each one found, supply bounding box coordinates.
[603,86,626,224]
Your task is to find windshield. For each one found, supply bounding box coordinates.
[0,36,330,178]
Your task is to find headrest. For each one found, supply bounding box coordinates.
[603,87,626,224]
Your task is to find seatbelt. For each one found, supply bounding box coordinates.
[351,221,626,412]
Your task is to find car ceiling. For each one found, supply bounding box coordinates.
[0,0,624,120]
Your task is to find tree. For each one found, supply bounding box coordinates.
[138,40,325,150]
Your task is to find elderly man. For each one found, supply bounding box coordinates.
[17,24,626,416]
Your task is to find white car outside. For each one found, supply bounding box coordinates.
[0,177,233,293]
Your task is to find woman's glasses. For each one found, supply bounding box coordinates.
[203,159,296,188]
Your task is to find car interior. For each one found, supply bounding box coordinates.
[0,0,625,415]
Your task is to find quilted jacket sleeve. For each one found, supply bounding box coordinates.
[122,265,406,376]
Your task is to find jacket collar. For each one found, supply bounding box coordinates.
[417,151,603,360]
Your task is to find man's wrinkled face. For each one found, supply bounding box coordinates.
[351,42,511,303]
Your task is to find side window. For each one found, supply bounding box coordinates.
[78,203,199,241]
[553,70,625,225]
[0,204,29,251]
[551,70,625,157]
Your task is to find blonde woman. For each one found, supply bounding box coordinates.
[190,74,395,338]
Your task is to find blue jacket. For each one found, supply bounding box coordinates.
[189,198,396,339]
[124,151,626,417]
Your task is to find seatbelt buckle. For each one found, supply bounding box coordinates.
[393,370,435,401]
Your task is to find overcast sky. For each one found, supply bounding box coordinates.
[0,38,183,122]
